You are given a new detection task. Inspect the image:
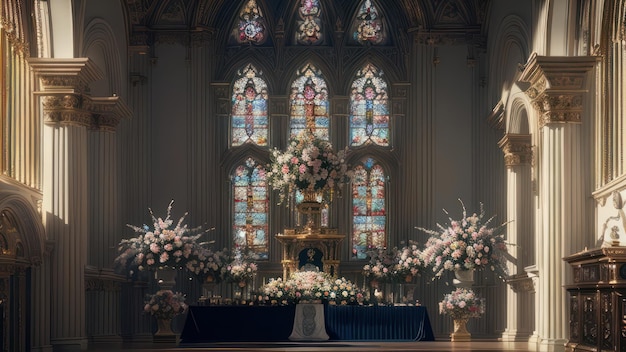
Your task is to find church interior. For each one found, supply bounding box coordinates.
[0,0,624,351]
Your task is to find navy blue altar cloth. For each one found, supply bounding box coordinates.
[179,305,435,343]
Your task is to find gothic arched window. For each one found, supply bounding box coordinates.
[295,0,323,45]
[349,63,389,146]
[232,158,269,259]
[233,0,267,45]
[351,157,386,259]
[289,63,330,141]
[231,64,269,146]
[351,0,386,45]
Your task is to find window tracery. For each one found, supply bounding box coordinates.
[233,158,269,259]
[231,64,269,146]
[295,0,323,45]
[234,0,267,45]
[351,157,386,259]
[350,63,389,146]
[289,64,330,140]
[351,0,386,45]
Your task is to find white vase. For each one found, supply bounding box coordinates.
[453,269,474,287]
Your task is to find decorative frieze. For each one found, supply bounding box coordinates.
[498,133,532,168]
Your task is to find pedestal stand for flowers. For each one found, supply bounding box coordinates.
[153,318,176,343]
[451,318,471,341]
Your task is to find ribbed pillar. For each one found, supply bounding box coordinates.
[499,133,534,341]
[86,98,131,342]
[30,58,103,351]
[31,241,54,352]
[519,54,595,351]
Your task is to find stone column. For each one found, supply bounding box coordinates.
[29,58,101,351]
[519,54,596,351]
[499,133,534,341]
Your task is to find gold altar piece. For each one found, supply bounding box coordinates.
[276,190,344,279]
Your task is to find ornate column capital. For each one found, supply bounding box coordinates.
[29,58,130,131]
[498,133,532,168]
[519,54,597,128]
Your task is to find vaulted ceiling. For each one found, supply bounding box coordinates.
[123,0,489,47]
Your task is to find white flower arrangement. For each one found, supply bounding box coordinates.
[114,200,208,273]
[418,199,509,279]
[266,130,352,204]
[260,270,364,305]
[221,249,258,285]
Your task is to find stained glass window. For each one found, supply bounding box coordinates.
[350,64,389,146]
[290,64,329,140]
[234,0,267,45]
[352,0,385,45]
[352,158,386,260]
[233,158,269,259]
[231,64,268,146]
[295,0,323,45]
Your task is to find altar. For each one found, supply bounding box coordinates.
[179,304,435,343]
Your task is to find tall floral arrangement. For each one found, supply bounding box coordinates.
[144,289,188,320]
[266,130,352,204]
[439,288,484,319]
[114,201,209,272]
[418,199,509,279]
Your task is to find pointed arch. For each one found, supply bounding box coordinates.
[289,62,330,140]
[349,62,389,146]
[351,156,387,259]
[347,0,389,46]
[294,0,324,45]
[0,189,45,266]
[231,63,269,147]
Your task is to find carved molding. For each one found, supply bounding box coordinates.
[498,133,532,168]
[519,54,597,128]
[506,273,535,293]
[29,59,130,131]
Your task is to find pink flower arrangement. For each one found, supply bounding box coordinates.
[439,288,484,319]
[266,130,352,204]
[144,289,188,319]
[418,200,509,279]
[221,249,258,285]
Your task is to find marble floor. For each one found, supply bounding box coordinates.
[85,341,539,351]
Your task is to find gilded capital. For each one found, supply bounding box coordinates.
[519,54,596,128]
[498,133,532,168]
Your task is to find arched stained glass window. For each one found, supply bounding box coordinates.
[295,0,323,45]
[231,64,268,146]
[350,64,389,146]
[233,158,269,259]
[234,0,267,45]
[352,0,386,45]
[352,157,386,260]
[289,64,329,140]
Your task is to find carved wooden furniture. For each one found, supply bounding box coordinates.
[564,247,626,352]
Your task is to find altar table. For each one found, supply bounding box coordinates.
[179,305,435,343]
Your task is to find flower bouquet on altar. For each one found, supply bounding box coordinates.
[362,244,424,284]
[221,248,258,286]
[439,287,484,319]
[114,200,210,274]
[418,199,509,280]
[185,245,229,283]
[266,130,352,204]
[144,289,188,320]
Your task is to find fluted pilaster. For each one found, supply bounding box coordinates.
[30,58,100,351]
[499,133,534,341]
[520,54,595,350]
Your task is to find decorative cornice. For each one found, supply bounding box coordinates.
[506,273,535,293]
[29,58,130,131]
[498,133,532,168]
[28,58,103,94]
[89,96,133,132]
[519,54,597,128]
